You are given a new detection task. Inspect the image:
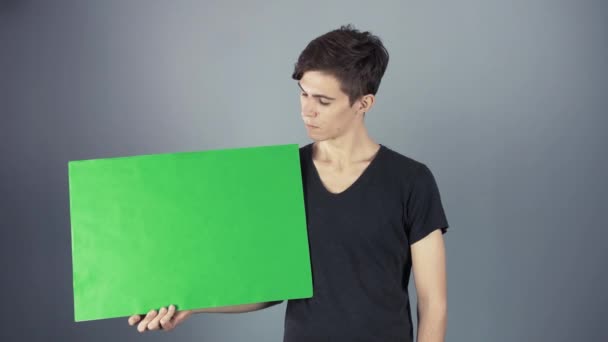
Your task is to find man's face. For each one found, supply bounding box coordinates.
[298,71,361,141]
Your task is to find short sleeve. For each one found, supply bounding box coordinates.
[404,163,449,245]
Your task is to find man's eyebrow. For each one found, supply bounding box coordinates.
[297,82,336,101]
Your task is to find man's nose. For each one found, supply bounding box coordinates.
[301,100,317,117]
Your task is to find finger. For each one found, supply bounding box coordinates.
[147,307,167,331]
[137,310,157,333]
[128,315,142,326]
[159,305,176,327]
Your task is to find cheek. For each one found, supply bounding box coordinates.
[329,109,349,124]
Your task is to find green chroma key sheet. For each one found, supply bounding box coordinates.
[68,144,312,322]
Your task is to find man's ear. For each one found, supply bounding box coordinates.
[358,94,375,114]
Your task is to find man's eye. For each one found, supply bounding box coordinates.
[301,92,329,106]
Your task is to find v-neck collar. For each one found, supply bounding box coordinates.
[307,143,385,198]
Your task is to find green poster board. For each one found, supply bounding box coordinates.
[68,144,312,321]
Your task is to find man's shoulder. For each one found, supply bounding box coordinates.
[298,143,315,162]
[381,144,426,173]
[380,145,443,193]
[298,143,313,153]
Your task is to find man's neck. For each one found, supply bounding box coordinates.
[312,125,380,167]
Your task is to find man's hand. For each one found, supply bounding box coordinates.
[128,305,193,333]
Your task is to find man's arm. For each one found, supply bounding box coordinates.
[192,300,284,314]
[129,301,284,332]
[411,229,447,342]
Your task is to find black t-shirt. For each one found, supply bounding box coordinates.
[283,143,449,342]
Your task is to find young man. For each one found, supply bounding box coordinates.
[129,25,450,342]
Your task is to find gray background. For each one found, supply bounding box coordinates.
[1,0,607,341]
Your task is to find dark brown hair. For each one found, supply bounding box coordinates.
[292,24,390,106]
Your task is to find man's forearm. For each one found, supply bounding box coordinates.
[192,301,282,314]
[416,302,447,342]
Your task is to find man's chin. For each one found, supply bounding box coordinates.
[306,129,333,142]
[307,135,327,143]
